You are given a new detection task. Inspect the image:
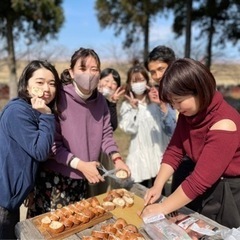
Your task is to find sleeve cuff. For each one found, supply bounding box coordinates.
[70,157,80,169]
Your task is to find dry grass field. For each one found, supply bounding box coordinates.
[1,60,240,158]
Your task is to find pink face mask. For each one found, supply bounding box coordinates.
[74,73,100,92]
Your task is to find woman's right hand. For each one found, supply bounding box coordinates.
[76,160,104,184]
[31,96,52,114]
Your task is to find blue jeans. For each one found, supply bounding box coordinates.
[0,206,19,239]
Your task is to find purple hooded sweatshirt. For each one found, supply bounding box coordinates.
[43,83,119,179]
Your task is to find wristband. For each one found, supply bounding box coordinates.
[112,156,123,164]
[109,151,118,157]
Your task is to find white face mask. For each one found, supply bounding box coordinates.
[101,87,114,97]
[131,81,147,95]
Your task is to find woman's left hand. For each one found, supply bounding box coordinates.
[140,203,163,218]
[114,159,131,177]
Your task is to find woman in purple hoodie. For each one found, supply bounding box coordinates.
[27,48,130,217]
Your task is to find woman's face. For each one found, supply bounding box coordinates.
[69,56,100,94]
[171,94,199,116]
[70,56,99,76]
[27,68,56,104]
[99,73,118,92]
[130,72,145,84]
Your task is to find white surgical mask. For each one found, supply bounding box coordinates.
[101,87,114,97]
[131,81,146,95]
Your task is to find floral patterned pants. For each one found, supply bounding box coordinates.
[27,169,87,218]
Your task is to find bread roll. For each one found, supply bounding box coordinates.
[82,236,102,240]
[82,208,95,219]
[41,215,51,228]
[114,218,128,229]
[124,224,138,233]
[79,199,91,208]
[112,197,126,208]
[74,202,85,211]
[91,230,109,239]
[95,205,106,215]
[75,213,90,223]
[123,195,134,207]
[88,196,101,207]
[102,201,116,211]
[55,209,65,219]
[49,212,60,221]
[60,216,73,228]
[103,224,117,234]
[115,169,128,179]
[109,190,121,198]
[68,215,81,225]
[125,232,145,240]
[48,220,65,233]
[103,194,114,202]
[61,207,72,217]
[32,87,43,97]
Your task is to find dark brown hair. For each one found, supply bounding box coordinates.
[60,47,101,85]
[159,58,216,112]
[17,60,61,111]
[125,64,150,97]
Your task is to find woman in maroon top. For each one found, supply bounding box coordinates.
[142,58,240,228]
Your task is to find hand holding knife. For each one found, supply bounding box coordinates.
[139,196,153,216]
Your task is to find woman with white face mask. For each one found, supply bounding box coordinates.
[27,48,130,218]
[98,68,125,131]
[119,64,171,188]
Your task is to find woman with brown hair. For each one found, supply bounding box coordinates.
[142,58,240,228]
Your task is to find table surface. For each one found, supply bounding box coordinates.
[15,183,228,240]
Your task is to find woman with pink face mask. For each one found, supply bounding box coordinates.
[27,48,130,218]
[119,64,171,188]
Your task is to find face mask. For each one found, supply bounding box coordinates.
[101,87,114,97]
[131,81,147,95]
[74,73,100,92]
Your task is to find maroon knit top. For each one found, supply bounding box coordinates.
[162,91,240,199]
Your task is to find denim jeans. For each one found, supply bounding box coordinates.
[0,206,19,239]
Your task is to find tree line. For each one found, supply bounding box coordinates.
[0,0,239,98]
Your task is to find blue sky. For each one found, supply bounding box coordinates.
[25,0,239,62]
[50,0,178,61]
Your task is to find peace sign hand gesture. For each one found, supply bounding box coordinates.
[124,92,138,109]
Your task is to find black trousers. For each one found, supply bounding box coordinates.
[171,157,240,228]
[0,206,19,239]
[200,177,240,228]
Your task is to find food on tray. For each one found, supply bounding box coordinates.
[113,217,128,229]
[115,169,128,179]
[167,213,219,239]
[122,195,134,207]
[48,220,65,234]
[40,216,51,228]
[91,230,109,238]
[38,196,108,235]
[102,188,135,210]
[102,201,116,211]
[32,87,43,97]
[82,218,145,240]
[113,197,126,208]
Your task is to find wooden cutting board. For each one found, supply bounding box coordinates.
[31,211,113,240]
[96,192,145,228]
